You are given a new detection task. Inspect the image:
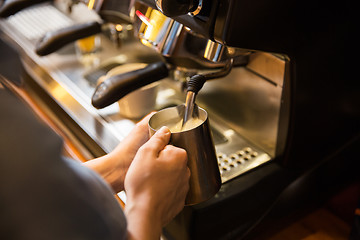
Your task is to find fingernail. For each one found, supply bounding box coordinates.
[158,126,170,135]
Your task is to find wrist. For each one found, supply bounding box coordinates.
[84,154,126,192]
[125,201,163,240]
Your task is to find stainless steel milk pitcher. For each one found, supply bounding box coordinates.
[149,104,221,205]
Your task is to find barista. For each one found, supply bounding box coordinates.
[0,84,190,240]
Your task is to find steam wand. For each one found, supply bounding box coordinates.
[183,58,234,127]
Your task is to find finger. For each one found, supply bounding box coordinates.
[160,145,188,166]
[143,126,171,155]
[186,167,191,181]
[119,113,156,149]
[136,112,155,128]
[131,113,154,136]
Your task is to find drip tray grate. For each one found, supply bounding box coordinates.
[218,147,271,183]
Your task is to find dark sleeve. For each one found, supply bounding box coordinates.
[0,86,127,240]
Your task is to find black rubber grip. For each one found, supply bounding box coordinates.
[35,21,102,56]
[186,74,207,94]
[91,62,169,109]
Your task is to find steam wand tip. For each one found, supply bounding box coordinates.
[186,58,234,94]
[183,58,233,127]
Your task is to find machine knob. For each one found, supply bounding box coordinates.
[155,0,202,17]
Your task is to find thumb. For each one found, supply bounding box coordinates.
[147,126,171,153]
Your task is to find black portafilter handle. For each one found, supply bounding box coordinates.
[91,61,169,109]
[35,21,102,56]
[186,58,234,94]
[155,0,200,17]
[0,0,51,18]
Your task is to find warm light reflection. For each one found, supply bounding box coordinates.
[136,10,151,27]
[136,8,171,49]
[87,0,95,9]
[52,85,68,100]
[115,24,123,32]
[223,129,235,138]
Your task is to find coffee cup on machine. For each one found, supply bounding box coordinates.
[148,104,221,205]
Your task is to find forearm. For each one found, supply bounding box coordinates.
[84,154,127,193]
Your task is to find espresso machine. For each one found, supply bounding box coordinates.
[0,0,358,239]
[128,0,359,239]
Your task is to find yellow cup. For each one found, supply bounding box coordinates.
[75,35,101,67]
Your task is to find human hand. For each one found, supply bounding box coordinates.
[84,113,154,193]
[124,126,190,240]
